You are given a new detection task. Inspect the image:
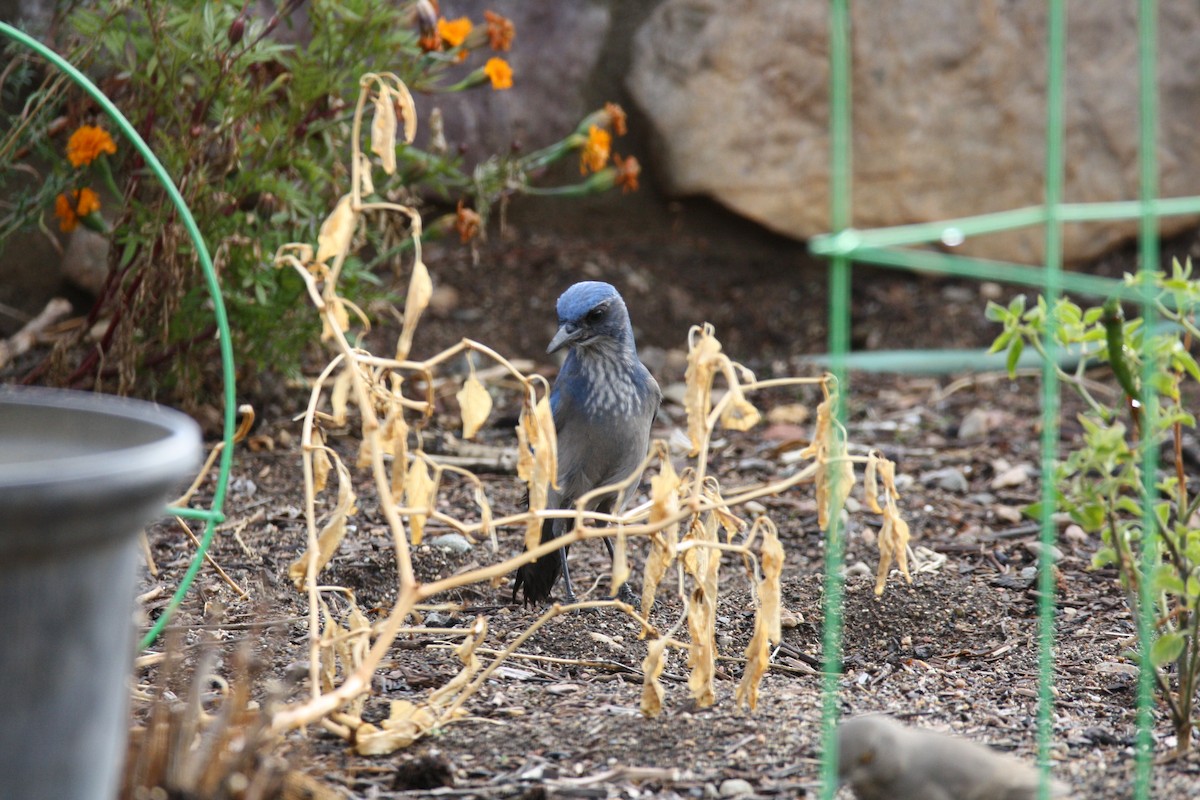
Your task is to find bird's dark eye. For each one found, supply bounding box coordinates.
[585,307,605,323]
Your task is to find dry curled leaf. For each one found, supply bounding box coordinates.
[370,84,397,175]
[684,324,724,456]
[357,152,375,196]
[875,502,913,595]
[804,379,855,530]
[381,378,411,495]
[799,377,833,461]
[720,385,761,432]
[403,458,437,545]
[355,700,437,755]
[457,374,492,439]
[736,523,783,709]
[316,194,356,264]
[289,453,357,589]
[310,429,332,494]
[321,297,351,342]
[396,259,432,360]
[391,78,418,144]
[533,391,558,490]
[759,523,784,638]
[233,404,256,442]
[516,407,542,551]
[640,636,669,718]
[642,453,681,618]
[737,617,771,711]
[682,513,720,708]
[330,366,353,427]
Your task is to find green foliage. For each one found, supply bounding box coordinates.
[1,1,636,403]
[987,258,1200,752]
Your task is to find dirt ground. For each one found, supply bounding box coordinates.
[136,224,1200,799]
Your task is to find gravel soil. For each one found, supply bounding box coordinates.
[136,228,1200,799]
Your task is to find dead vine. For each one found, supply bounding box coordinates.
[265,73,913,753]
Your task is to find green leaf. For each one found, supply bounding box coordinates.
[1151,563,1185,596]
[1115,497,1144,518]
[988,328,1013,355]
[1057,301,1082,326]
[1005,337,1025,376]
[985,300,1009,323]
[1091,546,1117,569]
[1173,349,1200,383]
[1069,502,1106,532]
[1150,632,1186,667]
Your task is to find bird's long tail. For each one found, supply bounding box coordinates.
[512,517,563,605]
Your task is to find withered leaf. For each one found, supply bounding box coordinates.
[311,429,332,494]
[642,455,681,618]
[864,451,883,514]
[289,453,357,589]
[640,636,668,718]
[684,325,723,456]
[456,374,492,439]
[355,700,437,755]
[330,366,353,427]
[370,85,397,175]
[316,194,356,264]
[396,259,432,360]
[875,504,912,595]
[735,617,770,710]
[392,80,418,144]
[720,385,762,432]
[403,457,437,545]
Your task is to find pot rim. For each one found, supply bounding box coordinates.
[0,386,201,490]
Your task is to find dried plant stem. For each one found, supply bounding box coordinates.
[301,354,347,702]
[174,517,247,598]
[440,599,646,721]
[265,73,912,746]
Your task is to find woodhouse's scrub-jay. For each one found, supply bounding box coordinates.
[513,281,661,605]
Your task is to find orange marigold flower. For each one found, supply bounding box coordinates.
[66,125,117,168]
[580,125,611,175]
[484,57,513,90]
[604,102,627,137]
[438,16,472,47]
[418,31,441,52]
[614,154,640,193]
[54,187,101,232]
[483,10,515,51]
[455,199,481,243]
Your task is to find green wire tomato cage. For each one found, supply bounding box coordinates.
[811,1,1199,797]
[0,21,237,652]
[7,2,1197,796]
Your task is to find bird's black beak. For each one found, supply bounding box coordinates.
[547,323,579,354]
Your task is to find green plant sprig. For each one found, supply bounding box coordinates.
[989,257,1200,754]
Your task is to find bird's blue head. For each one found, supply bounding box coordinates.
[547,281,634,355]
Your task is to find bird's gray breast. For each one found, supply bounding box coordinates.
[551,362,656,509]
[576,357,649,418]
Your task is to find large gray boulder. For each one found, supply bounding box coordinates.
[628,1,1200,263]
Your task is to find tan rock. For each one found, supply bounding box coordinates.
[628,1,1200,263]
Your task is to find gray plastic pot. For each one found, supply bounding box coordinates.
[0,387,201,800]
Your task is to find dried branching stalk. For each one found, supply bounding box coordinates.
[265,74,916,751]
[126,635,336,800]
